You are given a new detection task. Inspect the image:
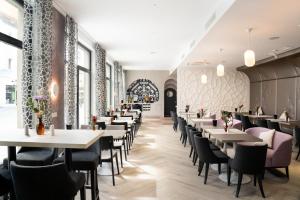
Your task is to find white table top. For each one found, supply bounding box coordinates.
[191,118,213,123]
[0,129,103,149]
[205,128,244,135]
[101,130,126,139]
[113,119,134,125]
[245,114,273,119]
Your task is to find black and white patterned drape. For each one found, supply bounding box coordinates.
[119,65,124,101]
[95,43,106,117]
[64,15,78,127]
[22,0,53,128]
[114,61,119,108]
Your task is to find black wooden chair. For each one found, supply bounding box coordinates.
[194,136,228,184]
[256,119,268,128]
[99,136,120,186]
[295,127,300,160]
[241,115,257,130]
[178,118,188,146]
[227,143,267,198]
[111,121,130,153]
[0,165,12,200]
[10,161,86,200]
[267,120,281,132]
[54,125,100,200]
[185,125,196,158]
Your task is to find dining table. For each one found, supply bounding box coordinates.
[179,111,197,123]
[190,118,213,130]
[0,128,103,171]
[203,128,262,184]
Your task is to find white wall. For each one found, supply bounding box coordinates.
[125,70,170,117]
[177,66,250,118]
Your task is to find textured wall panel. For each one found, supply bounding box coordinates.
[250,82,261,112]
[261,80,276,115]
[95,43,106,117]
[177,67,250,118]
[277,78,296,119]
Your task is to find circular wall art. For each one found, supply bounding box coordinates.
[127,79,159,103]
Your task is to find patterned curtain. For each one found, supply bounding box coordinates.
[64,15,78,128]
[22,0,53,128]
[95,43,106,117]
[119,65,124,101]
[114,61,119,108]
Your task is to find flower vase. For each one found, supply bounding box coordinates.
[92,123,96,131]
[36,117,45,135]
[224,122,228,133]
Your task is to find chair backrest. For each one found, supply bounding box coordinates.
[111,122,128,130]
[96,122,106,130]
[194,135,218,163]
[294,127,300,144]
[190,130,202,149]
[66,125,72,130]
[185,125,195,145]
[230,143,267,174]
[267,120,281,132]
[241,115,252,130]
[105,125,125,130]
[179,119,187,137]
[235,113,241,120]
[99,136,114,151]
[10,162,80,200]
[256,119,268,128]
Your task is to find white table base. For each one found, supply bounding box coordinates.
[218,172,251,185]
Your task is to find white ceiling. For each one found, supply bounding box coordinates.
[55,0,233,70]
[182,0,300,70]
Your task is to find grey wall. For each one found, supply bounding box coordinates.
[238,52,300,120]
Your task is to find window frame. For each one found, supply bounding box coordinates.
[76,42,92,128]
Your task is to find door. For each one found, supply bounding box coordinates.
[164,88,177,117]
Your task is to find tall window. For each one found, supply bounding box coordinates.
[106,63,112,110]
[0,0,23,161]
[77,43,91,128]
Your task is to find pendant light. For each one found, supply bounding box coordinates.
[217,48,225,77]
[201,74,207,84]
[244,28,255,67]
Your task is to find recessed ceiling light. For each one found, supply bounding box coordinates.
[269,36,280,40]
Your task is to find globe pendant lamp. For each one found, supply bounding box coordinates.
[244,28,255,67]
[201,74,207,84]
[217,48,225,77]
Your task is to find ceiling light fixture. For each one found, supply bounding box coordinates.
[201,74,207,84]
[217,48,225,77]
[244,28,255,67]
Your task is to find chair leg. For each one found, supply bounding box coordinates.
[119,148,123,168]
[285,167,289,179]
[227,166,231,186]
[254,175,256,186]
[258,174,266,198]
[189,146,193,158]
[184,137,187,147]
[90,170,96,200]
[116,154,120,175]
[235,173,243,198]
[111,159,115,186]
[204,163,209,184]
[296,147,300,160]
[194,155,198,166]
[95,169,100,200]
[80,185,86,200]
[123,138,127,161]
[198,161,204,176]
[218,163,221,174]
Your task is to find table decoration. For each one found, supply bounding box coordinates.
[27,94,48,135]
[91,116,97,130]
[221,111,233,132]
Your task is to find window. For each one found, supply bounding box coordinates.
[106,63,112,110]
[77,43,91,128]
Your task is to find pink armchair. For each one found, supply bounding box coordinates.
[245,127,293,178]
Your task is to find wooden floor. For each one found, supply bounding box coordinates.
[78,118,300,200]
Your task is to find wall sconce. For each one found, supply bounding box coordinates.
[50,81,59,100]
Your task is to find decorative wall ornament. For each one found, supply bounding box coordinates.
[95,43,106,117]
[64,15,78,127]
[22,0,53,128]
[127,79,159,103]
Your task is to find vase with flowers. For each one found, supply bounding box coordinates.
[91,116,97,131]
[221,111,233,133]
[27,95,48,135]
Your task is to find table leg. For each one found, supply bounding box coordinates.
[8,146,16,166]
[64,148,72,171]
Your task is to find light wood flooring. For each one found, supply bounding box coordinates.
[78,118,300,200]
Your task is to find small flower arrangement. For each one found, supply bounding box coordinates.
[91,116,97,130]
[27,95,48,118]
[185,105,190,113]
[238,104,244,112]
[221,111,233,132]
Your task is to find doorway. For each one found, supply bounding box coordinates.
[164,88,177,117]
